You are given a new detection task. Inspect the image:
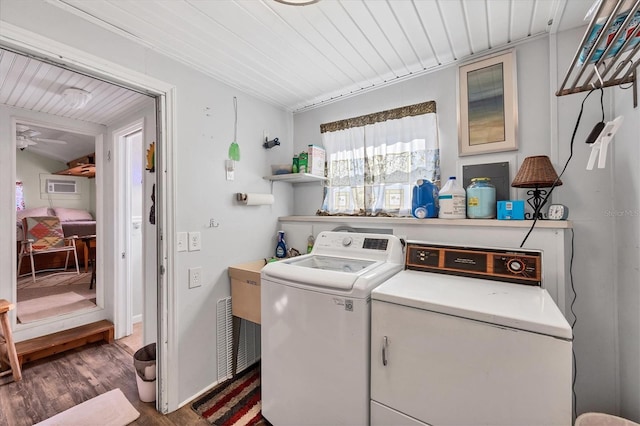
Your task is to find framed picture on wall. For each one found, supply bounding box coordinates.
[458,50,518,156]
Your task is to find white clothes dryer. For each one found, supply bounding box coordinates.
[370,242,573,426]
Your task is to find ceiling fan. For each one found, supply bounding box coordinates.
[16,124,68,150]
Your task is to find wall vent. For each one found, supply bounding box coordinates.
[216,297,233,382]
[46,178,77,194]
[216,297,261,382]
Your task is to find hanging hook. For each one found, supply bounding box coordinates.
[592,63,604,88]
[263,137,280,149]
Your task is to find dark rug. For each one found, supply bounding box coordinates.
[192,363,268,426]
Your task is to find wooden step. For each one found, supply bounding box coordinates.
[16,320,114,366]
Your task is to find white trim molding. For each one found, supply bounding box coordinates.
[0,21,178,414]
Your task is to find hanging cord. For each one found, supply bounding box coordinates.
[519,88,602,248]
[617,59,635,90]
[569,228,578,419]
[233,96,238,142]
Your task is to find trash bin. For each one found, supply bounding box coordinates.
[133,343,156,402]
[575,413,640,426]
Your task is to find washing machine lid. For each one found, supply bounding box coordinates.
[261,231,405,295]
[372,270,572,340]
[262,255,399,294]
[287,254,376,273]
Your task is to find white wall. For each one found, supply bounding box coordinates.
[16,150,68,207]
[293,38,553,215]
[293,32,621,417]
[613,68,640,421]
[0,0,294,409]
[555,27,621,418]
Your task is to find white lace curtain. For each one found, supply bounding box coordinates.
[16,181,25,211]
[320,102,440,216]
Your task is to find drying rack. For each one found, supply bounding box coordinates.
[557,0,640,107]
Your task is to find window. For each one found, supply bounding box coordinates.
[319,101,440,216]
[16,181,25,211]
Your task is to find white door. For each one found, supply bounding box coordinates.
[114,120,145,338]
[370,300,573,426]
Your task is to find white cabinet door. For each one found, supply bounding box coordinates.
[370,300,572,426]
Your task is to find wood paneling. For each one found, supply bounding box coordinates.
[0,50,150,125]
[43,0,589,112]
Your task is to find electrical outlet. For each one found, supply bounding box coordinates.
[189,267,202,288]
[188,231,201,251]
[177,232,187,252]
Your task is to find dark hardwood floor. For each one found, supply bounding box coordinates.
[0,341,208,425]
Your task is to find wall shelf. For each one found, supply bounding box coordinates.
[54,152,96,178]
[264,173,327,184]
[557,0,640,106]
[278,215,572,229]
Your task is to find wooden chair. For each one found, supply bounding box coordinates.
[17,216,80,283]
[0,299,21,382]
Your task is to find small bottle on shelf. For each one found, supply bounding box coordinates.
[306,234,315,254]
[275,231,287,258]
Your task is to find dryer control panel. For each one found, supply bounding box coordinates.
[405,242,542,286]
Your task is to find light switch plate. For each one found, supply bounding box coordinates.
[177,232,187,252]
[188,232,201,251]
[225,159,235,181]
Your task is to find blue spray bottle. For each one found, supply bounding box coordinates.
[275,231,287,258]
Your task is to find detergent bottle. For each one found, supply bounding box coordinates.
[411,179,439,218]
[438,176,466,219]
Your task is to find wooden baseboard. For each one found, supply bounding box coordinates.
[16,320,114,366]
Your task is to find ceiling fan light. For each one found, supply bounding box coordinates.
[62,88,93,109]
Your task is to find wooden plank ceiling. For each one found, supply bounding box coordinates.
[0,48,152,126]
[44,0,589,113]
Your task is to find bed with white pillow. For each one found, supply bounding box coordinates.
[16,207,96,241]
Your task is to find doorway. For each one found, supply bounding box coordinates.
[113,121,145,347]
[0,30,179,413]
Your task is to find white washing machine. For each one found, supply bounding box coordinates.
[261,231,405,426]
[370,242,573,426]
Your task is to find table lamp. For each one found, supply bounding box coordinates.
[511,155,562,219]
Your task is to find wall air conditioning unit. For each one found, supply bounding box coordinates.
[46,179,77,194]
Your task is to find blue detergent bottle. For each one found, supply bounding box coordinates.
[275,231,287,258]
[412,179,439,218]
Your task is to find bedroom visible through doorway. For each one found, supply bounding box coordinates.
[15,121,100,325]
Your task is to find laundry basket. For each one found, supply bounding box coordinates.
[575,413,640,426]
[133,343,156,402]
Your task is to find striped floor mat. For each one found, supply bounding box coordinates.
[192,363,268,426]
